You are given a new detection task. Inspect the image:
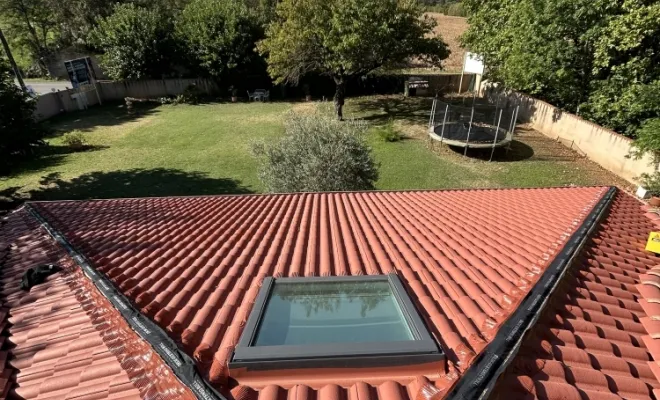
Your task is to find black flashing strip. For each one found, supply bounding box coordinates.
[445,186,618,400]
[25,203,227,400]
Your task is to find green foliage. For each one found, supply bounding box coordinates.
[90,3,175,80]
[0,0,57,75]
[640,171,660,196]
[62,131,88,150]
[259,0,449,118]
[375,121,403,142]
[260,0,448,83]
[175,0,262,79]
[0,60,46,172]
[445,3,467,16]
[253,112,379,192]
[632,119,660,161]
[462,0,660,145]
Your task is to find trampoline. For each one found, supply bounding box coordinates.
[428,98,520,160]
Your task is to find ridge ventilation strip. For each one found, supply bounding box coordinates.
[444,186,618,400]
[25,203,227,400]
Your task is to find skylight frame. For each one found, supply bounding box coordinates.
[230,274,443,370]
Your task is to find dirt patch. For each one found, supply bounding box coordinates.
[410,13,469,73]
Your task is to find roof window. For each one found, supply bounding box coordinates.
[230,274,443,370]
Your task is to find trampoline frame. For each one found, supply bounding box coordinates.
[428,98,520,161]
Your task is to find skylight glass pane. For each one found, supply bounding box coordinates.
[253,280,414,346]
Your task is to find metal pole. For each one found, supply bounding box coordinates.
[464,107,475,156]
[440,104,449,143]
[84,57,102,106]
[429,98,437,128]
[490,109,503,162]
[508,106,520,151]
[511,106,520,135]
[0,27,26,91]
[458,53,466,94]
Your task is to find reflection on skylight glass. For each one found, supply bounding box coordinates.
[254,280,414,346]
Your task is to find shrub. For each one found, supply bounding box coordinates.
[640,172,660,196]
[632,118,660,160]
[0,60,47,173]
[445,3,467,16]
[90,3,175,80]
[175,0,262,79]
[62,131,88,150]
[375,121,403,142]
[253,112,379,192]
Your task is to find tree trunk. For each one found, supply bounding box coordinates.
[333,77,346,121]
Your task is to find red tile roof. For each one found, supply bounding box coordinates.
[0,209,195,399]
[491,191,660,399]
[28,187,610,397]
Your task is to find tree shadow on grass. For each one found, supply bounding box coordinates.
[42,102,161,135]
[23,168,253,203]
[1,144,110,181]
[350,96,434,125]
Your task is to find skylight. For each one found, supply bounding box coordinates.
[230,275,443,370]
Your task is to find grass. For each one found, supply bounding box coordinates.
[1,96,627,207]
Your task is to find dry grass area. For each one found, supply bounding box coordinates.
[407,13,469,73]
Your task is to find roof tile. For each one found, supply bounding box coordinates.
[30,187,607,396]
[492,191,660,399]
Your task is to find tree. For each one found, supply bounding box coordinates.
[90,3,175,80]
[0,0,57,75]
[258,0,449,120]
[0,58,46,172]
[462,0,659,139]
[253,112,379,192]
[175,0,262,80]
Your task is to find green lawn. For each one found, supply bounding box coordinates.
[1,96,625,206]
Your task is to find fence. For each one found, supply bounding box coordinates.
[487,89,656,184]
[33,74,472,122]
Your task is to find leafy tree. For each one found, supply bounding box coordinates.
[0,58,46,172]
[253,112,379,192]
[0,0,57,75]
[90,3,175,80]
[175,0,262,80]
[90,3,174,79]
[462,0,660,141]
[258,0,449,120]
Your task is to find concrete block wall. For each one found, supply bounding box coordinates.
[496,91,656,184]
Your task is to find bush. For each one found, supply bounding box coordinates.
[90,3,175,80]
[62,131,88,150]
[632,118,660,160]
[175,0,262,79]
[0,60,47,173]
[375,121,403,142]
[253,112,379,192]
[640,172,660,196]
[445,3,467,16]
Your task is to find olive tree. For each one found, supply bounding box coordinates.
[258,0,449,120]
[253,112,379,192]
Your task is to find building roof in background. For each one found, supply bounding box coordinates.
[2,187,660,400]
[0,209,193,400]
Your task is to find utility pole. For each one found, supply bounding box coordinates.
[0,26,27,91]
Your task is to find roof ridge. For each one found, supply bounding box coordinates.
[443,186,617,400]
[25,203,224,400]
[24,185,610,205]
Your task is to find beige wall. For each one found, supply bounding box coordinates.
[495,91,656,184]
[33,79,218,122]
[99,79,219,101]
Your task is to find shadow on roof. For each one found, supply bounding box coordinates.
[22,168,253,202]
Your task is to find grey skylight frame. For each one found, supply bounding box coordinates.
[230,274,444,370]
